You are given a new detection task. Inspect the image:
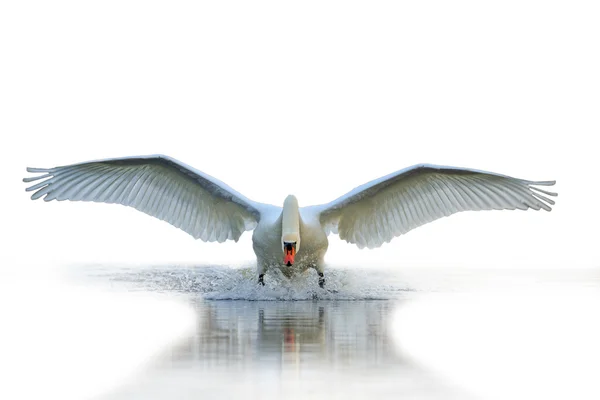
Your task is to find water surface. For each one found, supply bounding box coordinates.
[2,264,598,400]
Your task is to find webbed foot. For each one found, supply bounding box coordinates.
[258,274,265,286]
[318,272,325,288]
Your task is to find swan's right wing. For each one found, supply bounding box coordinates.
[314,164,557,249]
[24,155,265,242]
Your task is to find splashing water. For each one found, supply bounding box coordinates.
[75,264,413,301]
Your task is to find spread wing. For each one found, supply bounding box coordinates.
[24,154,264,242]
[315,164,557,249]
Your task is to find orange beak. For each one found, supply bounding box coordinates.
[284,244,296,266]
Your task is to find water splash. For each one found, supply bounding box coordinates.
[78,264,413,301]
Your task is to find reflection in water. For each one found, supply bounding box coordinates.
[105,299,468,400]
[73,265,600,400]
[171,301,397,369]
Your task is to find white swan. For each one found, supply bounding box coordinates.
[24,155,557,287]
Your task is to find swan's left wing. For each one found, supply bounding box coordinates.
[24,155,266,242]
[314,164,557,249]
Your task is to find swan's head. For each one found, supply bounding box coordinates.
[282,195,300,267]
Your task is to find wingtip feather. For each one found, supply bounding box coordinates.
[23,173,51,183]
[31,191,45,201]
[27,167,52,173]
[25,181,49,192]
[529,180,556,186]
[530,186,558,197]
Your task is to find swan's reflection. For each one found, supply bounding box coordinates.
[168,300,401,370]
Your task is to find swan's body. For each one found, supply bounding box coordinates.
[253,196,329,281]
[24,155,557,286]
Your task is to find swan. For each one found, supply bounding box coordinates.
[24,155,557,287]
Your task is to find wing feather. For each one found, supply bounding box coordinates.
[24,155,264,242]
[431,179,455,215]
[409,186,427,224]
[97,168,129,202]
[316,164,557,249]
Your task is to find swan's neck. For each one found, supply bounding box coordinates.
[282,195,300,250]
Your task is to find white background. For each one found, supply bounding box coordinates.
[1,1,598,271]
